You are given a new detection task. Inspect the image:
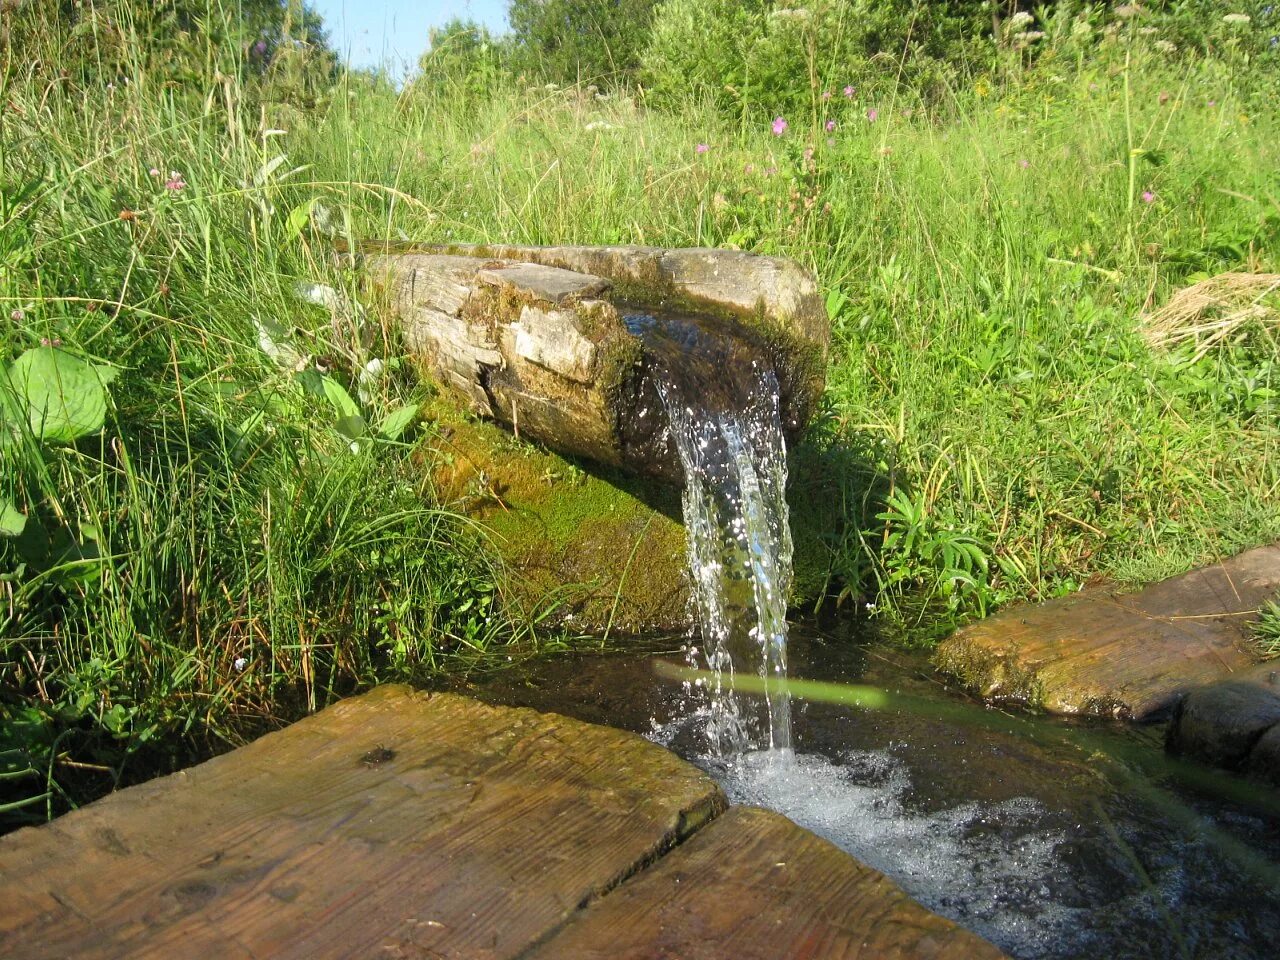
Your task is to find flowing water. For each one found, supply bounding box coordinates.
[623,309,793,756]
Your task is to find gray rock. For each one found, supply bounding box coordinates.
[364,245,828,480]
[476,263,611,304]
[1246,720,1280,783]
[1168,665,1280,768]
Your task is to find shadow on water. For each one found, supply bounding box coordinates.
[444,624,1280,960]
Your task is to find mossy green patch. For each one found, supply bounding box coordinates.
[420,394,692,633]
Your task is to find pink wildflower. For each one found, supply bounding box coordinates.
[825,119,836,132]
[165,174,187,191]
[843,85,855,98]
[772,116,788,136]
[695,143,709,154]
[866,107,878,122]
[1141,190,1155,203]
[822,90,832,101]
[148,167,160,177]
[10,308,24,322]
[1019,158,1030,169]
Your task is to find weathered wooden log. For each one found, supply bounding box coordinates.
[365,245,828,481]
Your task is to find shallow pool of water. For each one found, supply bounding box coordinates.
[446,627,1280,960]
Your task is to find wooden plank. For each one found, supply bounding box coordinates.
[936,544,1280,718]
[528,806,1007,960]
[0,686,724,960]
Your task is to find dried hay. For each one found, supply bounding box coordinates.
[1139,272,1280,360]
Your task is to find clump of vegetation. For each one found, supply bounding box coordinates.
[0,1,534,829]
[1249,597,1280,661]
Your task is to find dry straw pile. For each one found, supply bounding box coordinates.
[1140,272,1280,360]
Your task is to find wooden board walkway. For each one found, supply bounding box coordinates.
[935,543,1280,719]
[0,686,1003,959]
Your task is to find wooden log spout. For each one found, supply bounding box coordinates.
[365,245,829,480]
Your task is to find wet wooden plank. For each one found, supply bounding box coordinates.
[0,686,724,960]
[528,805,1007,960]
[936,544,1280,719]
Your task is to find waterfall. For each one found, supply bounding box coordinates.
[625,310,794,759]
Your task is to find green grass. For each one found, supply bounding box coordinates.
[1250,597,1280,660]
[4,8,1280,827]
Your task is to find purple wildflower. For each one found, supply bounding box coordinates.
[254,39,268,56]
[772,116,788,136]
[695,143,709,154]
[866,107,878,122]
[10,308,24,322]
[825,119,836,132]
[1141,190,1156,203]
[843,85,855,98]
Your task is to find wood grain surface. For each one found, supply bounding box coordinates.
[528,805,1006,960]
[0,686,723,959]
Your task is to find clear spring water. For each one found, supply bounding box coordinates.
[626,310,793,757]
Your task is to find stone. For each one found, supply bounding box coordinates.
[476,262,611,303]
[1167,662,1280,770]
[527,805,1007,960]
[364,244,829,478]
[935,544,1280,719]
[1246,721,1280,783]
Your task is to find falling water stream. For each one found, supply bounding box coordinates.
[624,309,794,758]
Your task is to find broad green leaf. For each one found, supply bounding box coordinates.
[0,498,26,537]
[6,347,108,443]
[285,198,318,243]
[377,403,419,440]
[320,376,361,420]
[334,414,368,440]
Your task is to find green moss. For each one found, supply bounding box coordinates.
[421,396,691,633]
[933,636,1045,708]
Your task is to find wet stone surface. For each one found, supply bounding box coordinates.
[1168,663,1280,782]
[934,544,1280,719]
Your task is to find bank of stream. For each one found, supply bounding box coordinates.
[445,624,1280,960]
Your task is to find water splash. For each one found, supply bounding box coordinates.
[628,310,794,758]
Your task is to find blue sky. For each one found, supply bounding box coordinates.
[310,1,509,78]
